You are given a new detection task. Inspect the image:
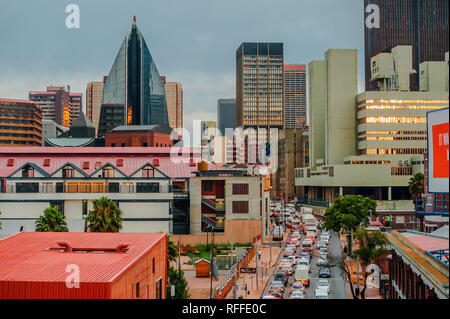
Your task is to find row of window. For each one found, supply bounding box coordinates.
[364,148,426,155]
[13,182,162,194]
[360,117,426,124]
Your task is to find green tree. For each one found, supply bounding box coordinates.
[324,195,377,233]
[166,266,190,299]
[353,227,388,299]
[324,195,377,299]
[35,206,68,232]
[86,197,123,232]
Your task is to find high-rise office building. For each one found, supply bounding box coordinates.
[217,98,236,137]
[29,86,82,127]
[236,43,284,164]
[161,77,183,138]
[364,0,449,91]
[98,16,169,137]
[284,64,307,129]
[86,81,104,136]
[0,98,42,146]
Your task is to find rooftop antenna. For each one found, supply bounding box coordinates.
[133,15,136,24]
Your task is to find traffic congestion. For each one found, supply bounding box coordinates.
[262,201,338,300]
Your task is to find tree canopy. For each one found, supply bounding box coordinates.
[324,195,377,233]
[86,197,123,232]
[408,172,424,202]
[35,206,68,232]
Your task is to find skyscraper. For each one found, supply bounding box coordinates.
[98,16,169,137]
[236,42,284,131]
[162,77,183,138]
[283,64,307,129]
[217,98,236,136]
[86,80,104,136]
[364,0,449,91]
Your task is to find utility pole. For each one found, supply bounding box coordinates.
[255,242,258,290]
[178,240,181,271]
[209,227,214,299]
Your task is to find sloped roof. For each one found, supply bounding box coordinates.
[71,112,94,128]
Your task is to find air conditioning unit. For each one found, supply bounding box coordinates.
[399,160,403,166]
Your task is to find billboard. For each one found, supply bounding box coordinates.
[427,107,449,193]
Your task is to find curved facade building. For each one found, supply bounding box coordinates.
[98,17,169,137]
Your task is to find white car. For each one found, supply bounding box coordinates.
[317,256,328,266]
[262,295,275,299]
[315,287,329,299]
[317,279,331,294]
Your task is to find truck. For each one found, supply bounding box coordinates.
[294,265,310,287]
[303,213,317,228]
[272,225,283,241]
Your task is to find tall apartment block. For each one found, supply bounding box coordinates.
[86,81,104,136]
[29,86,83,127]
[217,98,236,137]
[161,76,183,138]
[0,98,42,146]
[284,64,307,129]
[364,0,449,91]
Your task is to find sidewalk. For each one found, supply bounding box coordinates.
[224,235,283,299]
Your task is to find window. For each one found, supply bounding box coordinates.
[143,165,154,178]
[156,279,162,299]
[16,182,39,193]
[82,162,89,170]
[202,180,213,192]
[22,166,34,178]
[152,258,155,273]
[136,182,160,193]
[108,182,119,193]
[135,282,140,298]
[62,166,74,178]
[232,201,249,214]
[102,166,114,178]
[232,183,249,195]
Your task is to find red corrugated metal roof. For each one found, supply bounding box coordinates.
[0,232,166,284]
[0,147,224,178]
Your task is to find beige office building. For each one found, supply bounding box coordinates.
[86,81,104,136]
[162,78,183,138]
[295,46,449,216]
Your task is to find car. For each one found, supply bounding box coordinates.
[297,257,310,267]
[290,290,306,299]
[262,295,275,299]
[269,280,285,297]
[317,279,331,294]
[275,271,289,286]
[317,256,328,266]
[287,255,298,266]
[319,247,328,255]
[315,287,329,299]
[299,252,311,260]
[318,252,328,260]
[319,267,331,278]
[316,241,327,249]
[290,281,305,293]
[280,264,294,276]
[284,249,295,257]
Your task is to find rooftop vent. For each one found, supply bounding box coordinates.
[51,241,130,253]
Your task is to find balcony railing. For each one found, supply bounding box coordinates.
[296,196,330,208]
[415,195,449,216]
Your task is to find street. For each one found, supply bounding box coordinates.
[262,218,349,299]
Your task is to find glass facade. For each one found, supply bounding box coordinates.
[99,20,169,137]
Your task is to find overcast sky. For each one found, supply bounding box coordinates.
[0,0,365,134]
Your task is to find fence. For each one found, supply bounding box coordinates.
[214,245,255,299]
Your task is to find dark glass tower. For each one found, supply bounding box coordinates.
[98,17,169,137]
[364,0,449,91]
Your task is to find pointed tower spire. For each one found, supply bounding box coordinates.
[133,15,136,24]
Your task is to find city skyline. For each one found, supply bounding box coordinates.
[0,0,365,135]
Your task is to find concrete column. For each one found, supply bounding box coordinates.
[388,187,392,201]
[339,187,343,197]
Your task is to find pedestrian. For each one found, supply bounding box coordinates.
[258,249,262,259]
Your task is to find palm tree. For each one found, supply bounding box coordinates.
[35,206,68,232]
[167,236,178,265]
[86,197,123,232]
[408,172,425,231]
[408,172,424,203]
